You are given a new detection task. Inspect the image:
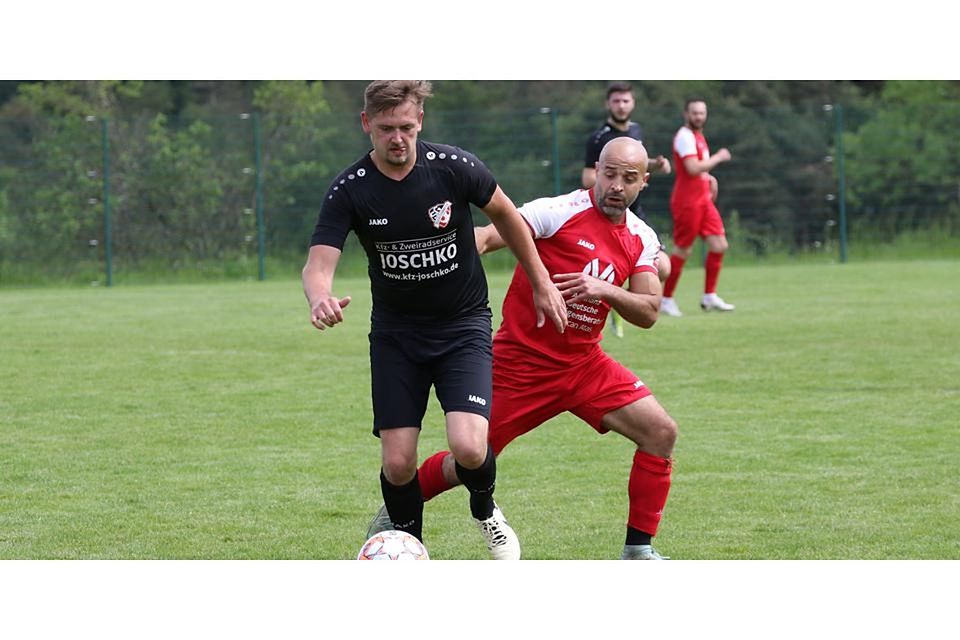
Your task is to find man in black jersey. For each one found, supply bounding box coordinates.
[583,82,671,336]
[582,82,672,193]
[302,80,567,560]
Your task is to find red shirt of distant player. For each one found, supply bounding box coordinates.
[670,125,712,210]
[494,188,661,367]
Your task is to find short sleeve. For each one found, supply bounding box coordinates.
[519,190,593,239]
[627,213,663,276]
[310,176,354,249]
[674,128,697,159]
[452,148,497,208]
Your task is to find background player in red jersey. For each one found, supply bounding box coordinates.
[370,137,679,559]
[582,82,672,336]
[661,98,734,317]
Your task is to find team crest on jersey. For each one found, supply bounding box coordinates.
[428,201,453,229]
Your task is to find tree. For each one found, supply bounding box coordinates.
[844,81,960,239]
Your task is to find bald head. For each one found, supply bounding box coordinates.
[593,138,651,221]
[599,137,649,171]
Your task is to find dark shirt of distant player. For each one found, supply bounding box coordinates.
[310,140,497,325]
[585,122,646,216]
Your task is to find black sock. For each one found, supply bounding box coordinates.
[380,469,424,542]
[625,526,652,546]
[454,446,496,520]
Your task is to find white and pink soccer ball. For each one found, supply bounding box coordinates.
[357,530,429,561]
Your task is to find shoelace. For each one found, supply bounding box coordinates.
[479,517,509,547]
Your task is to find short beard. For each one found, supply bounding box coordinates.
[600,203,627,220]
[609,113,630,126]
[384,151,408,166]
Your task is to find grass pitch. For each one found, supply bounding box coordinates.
[1,259,958,559]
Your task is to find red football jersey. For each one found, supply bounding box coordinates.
[670,126,712,209]
[494,188,661,367]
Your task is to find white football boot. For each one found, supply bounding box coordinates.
[475,502,521,560]
[621,544,669,560]
[659,297,683,317]
[700,293,735,312]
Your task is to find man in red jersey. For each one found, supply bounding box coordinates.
[368,138,678,559]
[660,98,734,317]
[582,81,672,337]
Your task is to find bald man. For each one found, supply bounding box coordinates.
[368,138,679,560]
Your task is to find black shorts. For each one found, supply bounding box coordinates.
[369,314,492,435]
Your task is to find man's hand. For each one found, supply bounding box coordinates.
[552,272,612,305]
[652,155,671,175]
[708,174,719,202]
[714,148,732,163]
[531,281,568,333]
[310,295,352,330]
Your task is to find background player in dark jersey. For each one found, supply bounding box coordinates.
[583,82,671,337]
[302,81,567,560]
[582,82,671,192]
[371,138,679,560]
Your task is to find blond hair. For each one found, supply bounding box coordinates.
[363,80,433,116]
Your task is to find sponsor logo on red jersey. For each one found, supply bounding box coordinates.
[583,257,616,284]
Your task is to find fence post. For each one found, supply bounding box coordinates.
[254,112,265,281]
[835,105,848,263]
[539,107,563,195]
[101,117,113,287]
[551,108,562,195]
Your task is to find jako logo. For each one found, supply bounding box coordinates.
[369,218,389,226]
[468,394,487,406]
[577,238,595,250]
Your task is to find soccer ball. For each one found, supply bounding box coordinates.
[357,530,429,560]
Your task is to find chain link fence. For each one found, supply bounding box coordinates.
[1,103,957,286]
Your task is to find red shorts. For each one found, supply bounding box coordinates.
[487,345,651,455]
[670,199,725,249]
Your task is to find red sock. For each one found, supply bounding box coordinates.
[627,450,673,536]
[662,254,686,298]
[418,451,453,501]
[705,251,724,294]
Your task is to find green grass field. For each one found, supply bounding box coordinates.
[1,259,958,559]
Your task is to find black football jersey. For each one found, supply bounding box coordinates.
[584,121,646,217]
[311,140,498,324]
[584,121,644,168]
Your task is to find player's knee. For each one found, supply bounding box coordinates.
[656,415,678,451]
[381,452,417,485]
[708,236,728,253]
[449,440,487,470]
[636,414,677,456]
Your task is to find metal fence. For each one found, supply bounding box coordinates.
[1,103,957,286]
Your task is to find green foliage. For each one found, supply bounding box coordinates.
[2,81,959,284]
[844,81,960,240]
[252,81,364,252]
[0,83,148,278]
[0,188,10,247]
